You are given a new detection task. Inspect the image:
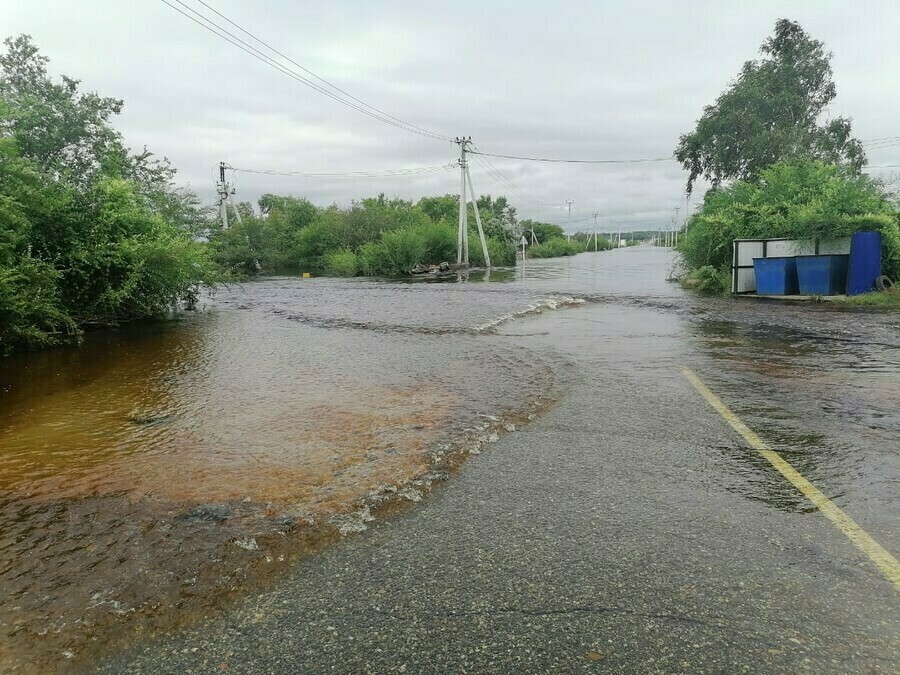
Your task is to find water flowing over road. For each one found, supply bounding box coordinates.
[1,247,898,672]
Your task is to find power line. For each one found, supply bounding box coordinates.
[469,142,556,206]
[159,0,452,142]
[472,158,548,204]
[230,163,456,177]
[862,136,900,144]
[191,0,452,142]
[470,151,556,207]
[864,141,900,151]
[469,149,675,164]
[554,216,593,227]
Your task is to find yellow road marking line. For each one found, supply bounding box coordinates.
[681,367,900,591]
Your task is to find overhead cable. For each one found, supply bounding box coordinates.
[470,153,555,207]
[230,163,456,177]
[863,140,900,151]
[191,0,452,142]
[159,0,452,142]
[469,149,675,164]
[861,136,900,144]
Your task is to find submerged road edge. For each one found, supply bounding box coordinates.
[681,366,900,591]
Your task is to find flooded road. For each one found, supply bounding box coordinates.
[2,247,899,671]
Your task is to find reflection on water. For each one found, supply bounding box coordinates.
[1,246,898,669]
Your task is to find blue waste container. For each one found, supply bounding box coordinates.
[752,257,798,295]
[847,231,882,296]
[795,255,849,295]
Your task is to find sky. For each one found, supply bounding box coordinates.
[6,0,900,232]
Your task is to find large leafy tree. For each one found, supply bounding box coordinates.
[0,35,197,216]
[675,19,866,193]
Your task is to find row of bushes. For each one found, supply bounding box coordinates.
[527,237,588,258]
[210,194,524,278]
[321,224,517,277]
[678,161,900,294]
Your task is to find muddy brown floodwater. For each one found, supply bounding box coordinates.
[1,248,898,672]
[0,268,578,671]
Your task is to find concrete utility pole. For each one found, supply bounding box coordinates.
[455,137,491,267]
[216,162,243,229]
[566,199,574,221]
[456,140,468,265]
[673,206,680,248]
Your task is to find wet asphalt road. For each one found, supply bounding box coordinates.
[101,301,900,674]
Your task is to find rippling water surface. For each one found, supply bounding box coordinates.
[2,247,898,670]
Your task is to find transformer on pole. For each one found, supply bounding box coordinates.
[216,162,243,229]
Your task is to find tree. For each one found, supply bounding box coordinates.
[0,35,215,353]
[679,160,899,278]
[519,219,564,242]
[0,35,123,185]
[475,194,517,241]
[417,195,458,223]
[675,19,866,193]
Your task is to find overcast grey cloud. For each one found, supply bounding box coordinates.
[6,0,900,231]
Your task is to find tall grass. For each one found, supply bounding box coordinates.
[322,249,359,277]
[838,288,900,307]
[469,234,517,266]
[359,228,428,276]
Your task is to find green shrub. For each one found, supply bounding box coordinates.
[489,237,517,265]
[0,256,75,355]
[520,220,565,242]
[528,237,583,258]
[323,249,359,277]
[420,221,457,263]
[469,235,516,266]
[359,228,427,276]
